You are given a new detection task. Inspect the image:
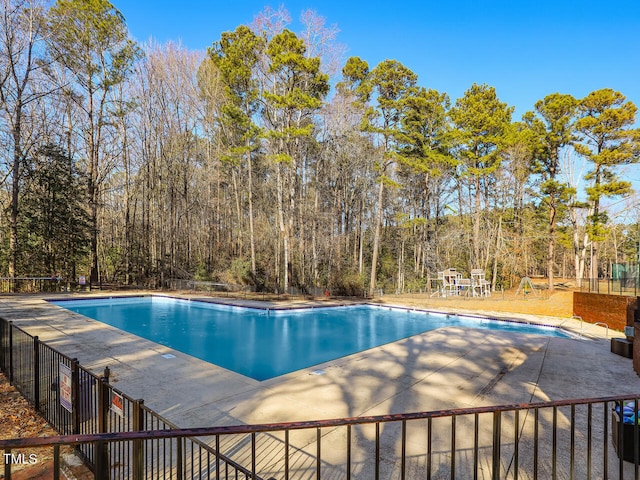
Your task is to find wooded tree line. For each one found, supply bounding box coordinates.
[1,0,639,295]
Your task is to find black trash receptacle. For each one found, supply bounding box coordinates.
[613,410,640,462]
[611,337,634,358]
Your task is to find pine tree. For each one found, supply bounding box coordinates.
[46,0,140,285]
[524,93,578,290]
[575,88,640,287]
[208,25,265,279]
[262,29,329,291]
[450,84,513,267]
[21,145,90,279]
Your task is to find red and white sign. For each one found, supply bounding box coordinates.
[111,392,124,417]
[59,363,72,413]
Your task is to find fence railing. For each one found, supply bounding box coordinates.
[0,317,257,479]
[3,397,640,479]
[4,317,640,479]
[168,278,343,298]
[580,277,640,296]
[0,277,64,293]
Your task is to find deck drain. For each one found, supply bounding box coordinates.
[310,369,326,376]
[162,353,176,359]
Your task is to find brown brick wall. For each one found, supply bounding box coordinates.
[572,292,638,333]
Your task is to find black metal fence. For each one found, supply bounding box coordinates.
[4,396,640,479]
[4,317,640,479]
[0,277,64,293]
[0,317,256,479]
[579,277,640,296]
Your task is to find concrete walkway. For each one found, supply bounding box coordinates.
[1,292,639,478]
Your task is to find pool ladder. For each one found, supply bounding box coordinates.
[562,315,609,339]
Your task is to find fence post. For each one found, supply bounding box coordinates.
[176,437,183,480]
[71,358,80,435]
[53,445,60,480]
[132,399,145,480]
[4,448,11,480]
[0,319,4,371]
[8,321,13,384]
[97,378,109,432]
[94,377,110,480]
[492,411,501,480]
[33,336,39,412]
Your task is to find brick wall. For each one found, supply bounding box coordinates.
[572,292,638,333]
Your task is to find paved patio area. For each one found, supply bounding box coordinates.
[0,292,636,423]
[1,292,639,478]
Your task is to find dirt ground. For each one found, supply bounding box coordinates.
[0,372,93,480]
[0,371,61,479]
[375,287,576,318]
[211,285,577,318]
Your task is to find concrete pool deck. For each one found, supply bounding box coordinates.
[1,292,638,430]
[5,292,640,477]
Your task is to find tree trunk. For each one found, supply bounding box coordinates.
[369,180,384,296]
[473,177,481,267]
[122,120,131,284]
[548,194,556,291]
[87,88,99,285]
[397,238,404,294]
[591,242,599,291]
[312,189,319,286]
[492,216,502,290]
[8,112,22,279]
[276,164,288,291]
[231,167,243,256]
[247,150,256,277]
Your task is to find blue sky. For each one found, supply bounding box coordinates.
[116,0,639,119]
[116,0,640,191]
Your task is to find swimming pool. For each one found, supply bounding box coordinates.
[51,296,570,381]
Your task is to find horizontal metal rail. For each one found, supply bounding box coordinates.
[1,395,639,448]
[3,395,640,480]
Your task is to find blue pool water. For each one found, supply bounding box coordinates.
[51,296,570,381]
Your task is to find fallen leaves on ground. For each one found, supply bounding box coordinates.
[0,389,55,440]
[0,371,61,475]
